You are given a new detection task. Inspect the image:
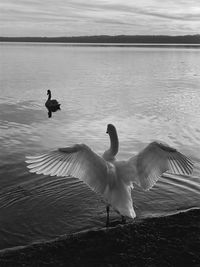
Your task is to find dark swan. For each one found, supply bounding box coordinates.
[45,89,61,109]
[45,90,61,117]
[26,124,193,226]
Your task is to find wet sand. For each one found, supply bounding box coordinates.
[0,209,199,267]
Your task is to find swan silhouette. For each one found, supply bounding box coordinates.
[45,90,61,117]
[26,124,193,226]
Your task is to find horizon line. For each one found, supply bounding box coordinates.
[1,34,200,38]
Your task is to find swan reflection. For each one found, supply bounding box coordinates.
[46,106,61,118]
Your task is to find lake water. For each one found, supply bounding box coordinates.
[0,42,200,251]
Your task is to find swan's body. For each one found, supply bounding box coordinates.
[45,90,61,110]
[26,124,193,226]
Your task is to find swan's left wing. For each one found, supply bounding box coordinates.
[26,144,108,194]
[118,141,193,191]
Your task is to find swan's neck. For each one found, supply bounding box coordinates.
[102,128,119,161]
[108,129,119,157]
[47,92,51,100]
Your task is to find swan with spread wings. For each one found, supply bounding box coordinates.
[26,124,193,226]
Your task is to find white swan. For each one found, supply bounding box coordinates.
[26,124,193,226]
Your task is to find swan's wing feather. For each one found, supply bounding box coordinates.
[120,141,193,191]
[26,144,108,194]
[51,99,60,105]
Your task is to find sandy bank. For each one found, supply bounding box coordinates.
[0,209,199,266]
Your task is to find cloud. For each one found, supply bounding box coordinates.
[0,0,200,36]
[70,0,200,22]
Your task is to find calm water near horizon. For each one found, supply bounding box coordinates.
[0,42,200,251]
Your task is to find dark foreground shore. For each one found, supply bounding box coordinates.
[0,209,199,267]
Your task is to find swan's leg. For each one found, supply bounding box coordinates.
[106,205,110,227]
[121,216,126,224]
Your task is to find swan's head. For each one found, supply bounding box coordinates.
[47,90,51,95]
[106,124,116,135]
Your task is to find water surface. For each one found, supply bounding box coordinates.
[0,43,200,250]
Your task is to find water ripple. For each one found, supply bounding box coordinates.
[0,44,200,250]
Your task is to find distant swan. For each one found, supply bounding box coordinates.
[26,124,193,226]
[45,89,61,110]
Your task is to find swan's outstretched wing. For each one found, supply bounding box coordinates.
[26,144,108,194]
[119,141,193,191]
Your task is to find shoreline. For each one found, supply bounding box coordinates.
[1,42,200,48]
[0,209,199,266]
[0,35,200,44]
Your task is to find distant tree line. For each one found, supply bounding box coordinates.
[0,35,200,43]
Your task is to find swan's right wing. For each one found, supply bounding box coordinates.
[26,144,108,194]
[118,141,193,191]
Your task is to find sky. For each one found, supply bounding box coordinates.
[0,0,200,37]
